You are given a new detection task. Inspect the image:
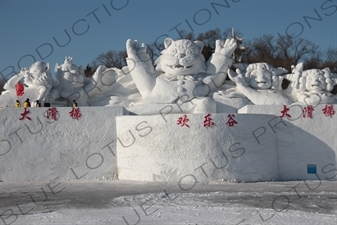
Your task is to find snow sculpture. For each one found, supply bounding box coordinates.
[47,57,139,106]
[295,68,335,105]
[86,65,141,107]
[47,57,88,105]
[125,38,237,114]
[227,63,293,105]
[0,61,53,107]
[283,64,336,105]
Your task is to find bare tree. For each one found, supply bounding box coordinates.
[246,34,276,64]
[303,50,323,70]
[222,27,244,39]
[241,34,321,71]
[91,50,127,71]
[87,28,333,76]
[178,30,195,40]
[84,64,93,77]
[321,47,337,72]
[275,35,319,68]
[196,28,222,61]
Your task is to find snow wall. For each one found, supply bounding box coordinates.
[0,107,123,181]
[238,105,337,181]
[0,105,336,182]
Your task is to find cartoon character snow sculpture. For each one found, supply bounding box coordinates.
[294,68,335,105]
[46,57,140,107]
[0,61,53,107]
[46,57,89,105]
[227,63,293,105]
[125,38,237,114]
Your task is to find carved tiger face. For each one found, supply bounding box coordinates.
[154,38,206,79]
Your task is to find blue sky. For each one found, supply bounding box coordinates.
[1,0,336,80]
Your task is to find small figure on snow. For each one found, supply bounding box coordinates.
[24,98,31,108]
[35,100,41,107]
[15,100,21,108]
[72,100,78,108]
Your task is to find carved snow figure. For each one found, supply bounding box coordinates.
[227,63,293,105]
[47,57,88,105]
[282,63,304,97]
[87,65,141,107]
[0,61,53,107]
[125,38,237,114]
[295,68,336,105]
[47,57,139,106]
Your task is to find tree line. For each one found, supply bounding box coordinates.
[86,28,336,76]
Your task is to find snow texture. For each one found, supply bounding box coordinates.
[0,107,123,181]
[0,105,336,183]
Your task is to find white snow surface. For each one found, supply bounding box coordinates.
[14,201,336,225]
[0,105,336,182]
[0,180,336,225]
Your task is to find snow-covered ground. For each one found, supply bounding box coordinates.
[1,180,336,225]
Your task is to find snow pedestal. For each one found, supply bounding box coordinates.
[1,104,335,182]
[0,106,123,181]
[116,113,279,183]
[239,105,337,181]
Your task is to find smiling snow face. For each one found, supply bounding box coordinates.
[248,64,273,90]
[305,70,326,92]
[155,38,207,78]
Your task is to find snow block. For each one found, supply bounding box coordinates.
[0,106,123,181]
[239,105,337,181]
[1,104,335,182]
[116,113,279,183]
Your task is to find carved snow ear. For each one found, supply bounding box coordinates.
[322,67,332,78]
[193,40,204,53]
[246,64,256,73]
[164,38,174,49]
[46,63,50,71]
[295,62,304,72]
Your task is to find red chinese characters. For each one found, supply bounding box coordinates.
[204,114,215,127]
[226,114,237,127]
[19,108,31,121]
[280,105,291,119]
[177,115,190,128]
[69,107,82,120]
[46,107,59,121]
[302,105,314,119]
[322,105,335,118]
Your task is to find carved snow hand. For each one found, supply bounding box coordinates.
[214,38,237,58]
[228,68,248,87]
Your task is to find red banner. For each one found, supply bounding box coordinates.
[15,82,24,96]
